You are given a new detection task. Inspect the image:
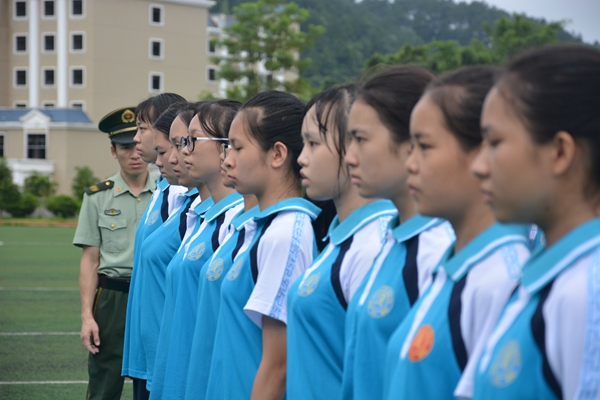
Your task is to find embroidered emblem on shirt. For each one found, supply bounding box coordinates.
[147,210,159,225]
[104,209,121,216]
[206,258,224,281]
[227,257,244,281]
[489,340,522,388]
[187,242,206,261]
[367,285,395,318]
[298,272,320,297]
[408,325,435,362]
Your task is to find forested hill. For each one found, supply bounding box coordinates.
[212,0,583,86]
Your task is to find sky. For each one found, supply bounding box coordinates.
[462,0,600,43]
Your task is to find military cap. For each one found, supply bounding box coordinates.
[98,106,138,144]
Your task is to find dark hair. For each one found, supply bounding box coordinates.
[154,102,190,139]
[178,102,208,127]
[425,65,501,151]
[136,92,187,125]
[497,45,600,190]
[240,90,306,179]
[356,66,434,144]
[305,84,358,172]
[196,99,242,139]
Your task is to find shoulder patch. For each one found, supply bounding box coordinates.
[84,180,114,195]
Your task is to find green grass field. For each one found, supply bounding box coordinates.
[0,226,132,399]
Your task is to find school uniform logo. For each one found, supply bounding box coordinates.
[489,340,522,388]
[206,258,224,281]
[227,257,244,281]
[367,285,394,318]
[187,242,206,261]
[147,210,159,225]
[298,272,320,297]
[408,325,435,362]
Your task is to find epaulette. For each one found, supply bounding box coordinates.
[84,180,114,195]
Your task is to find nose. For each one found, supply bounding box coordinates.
[344,141,358,168]
[169,148,178,166]
[223,152,233,170]
[470,142,489,181]
[297,144,308,167]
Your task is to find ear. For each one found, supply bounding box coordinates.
[550,131,577,176]
[270,141,289,170]
[110,144,117,159]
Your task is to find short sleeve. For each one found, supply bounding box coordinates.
[73,193,101,248]
[244,212,315,327]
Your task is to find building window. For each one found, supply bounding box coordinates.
[70,67,85,87]
[42,102,55,109]
[149,73,163,92]
[70,33,85,52]
[42,68,55,87]
[208,38,216,54]
[150,5,164,26]
[70,101,85,110]
[150,39,163,59]
[15,34,27,53]
[14,68,27,88]
[14,102,27,109]
[207,67,217,83]
[70,0,84,18]
[0,135,4,158]
[43,34,55,52]
[43,1,55,17]
[27,134,46,159]
[14,1,27,18]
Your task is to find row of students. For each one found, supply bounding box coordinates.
[123,44,600,400]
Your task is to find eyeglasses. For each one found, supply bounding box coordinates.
[221,143,232,158]
[181,135,228,153]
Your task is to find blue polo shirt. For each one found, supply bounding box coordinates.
[287,200,396,399]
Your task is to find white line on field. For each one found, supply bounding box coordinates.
[0,287,78,291]
[0,380,133,385]
[0,332,79,336]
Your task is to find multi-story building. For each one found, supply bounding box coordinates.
[0,0,218,196]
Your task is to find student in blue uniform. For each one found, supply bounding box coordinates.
[383,66,531,400]
[184,155,259,399]
[469,46,600,400]
[285,85,397,399]
[150,101,243,400]
[205,91,321,400]
[122,93,186,400]
[338,66,454,400]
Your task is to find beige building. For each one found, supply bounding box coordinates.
[0,0,218,195]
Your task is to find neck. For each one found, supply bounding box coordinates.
[120,170,149,196]
[193,183,210,201]
[449,200,495,254]
[243,195,258,211]
[392,189,418,224]
[536,191,598,247]
[206,177,236,204]
[257,177,300,211]
[334,183,372,222]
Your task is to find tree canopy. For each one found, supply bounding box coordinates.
[212,0,324,101]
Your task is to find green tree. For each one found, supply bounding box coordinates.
[212,0,324,101]
[46,195,79,218]
[0,158,21,216]
[72,166,98,200]
[24,171,57,199]
[366,14,562,74]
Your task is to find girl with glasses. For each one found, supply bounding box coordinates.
[205,91,321,400]
[150,101,244,400]
[470,46,600,400]
[383,66,531,400]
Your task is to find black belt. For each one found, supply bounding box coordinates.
[97,274,130,293]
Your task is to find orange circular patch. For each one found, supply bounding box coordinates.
[408,324,435,362]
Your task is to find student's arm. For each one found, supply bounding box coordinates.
[250,316,287,400]
[79,245,100,354]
